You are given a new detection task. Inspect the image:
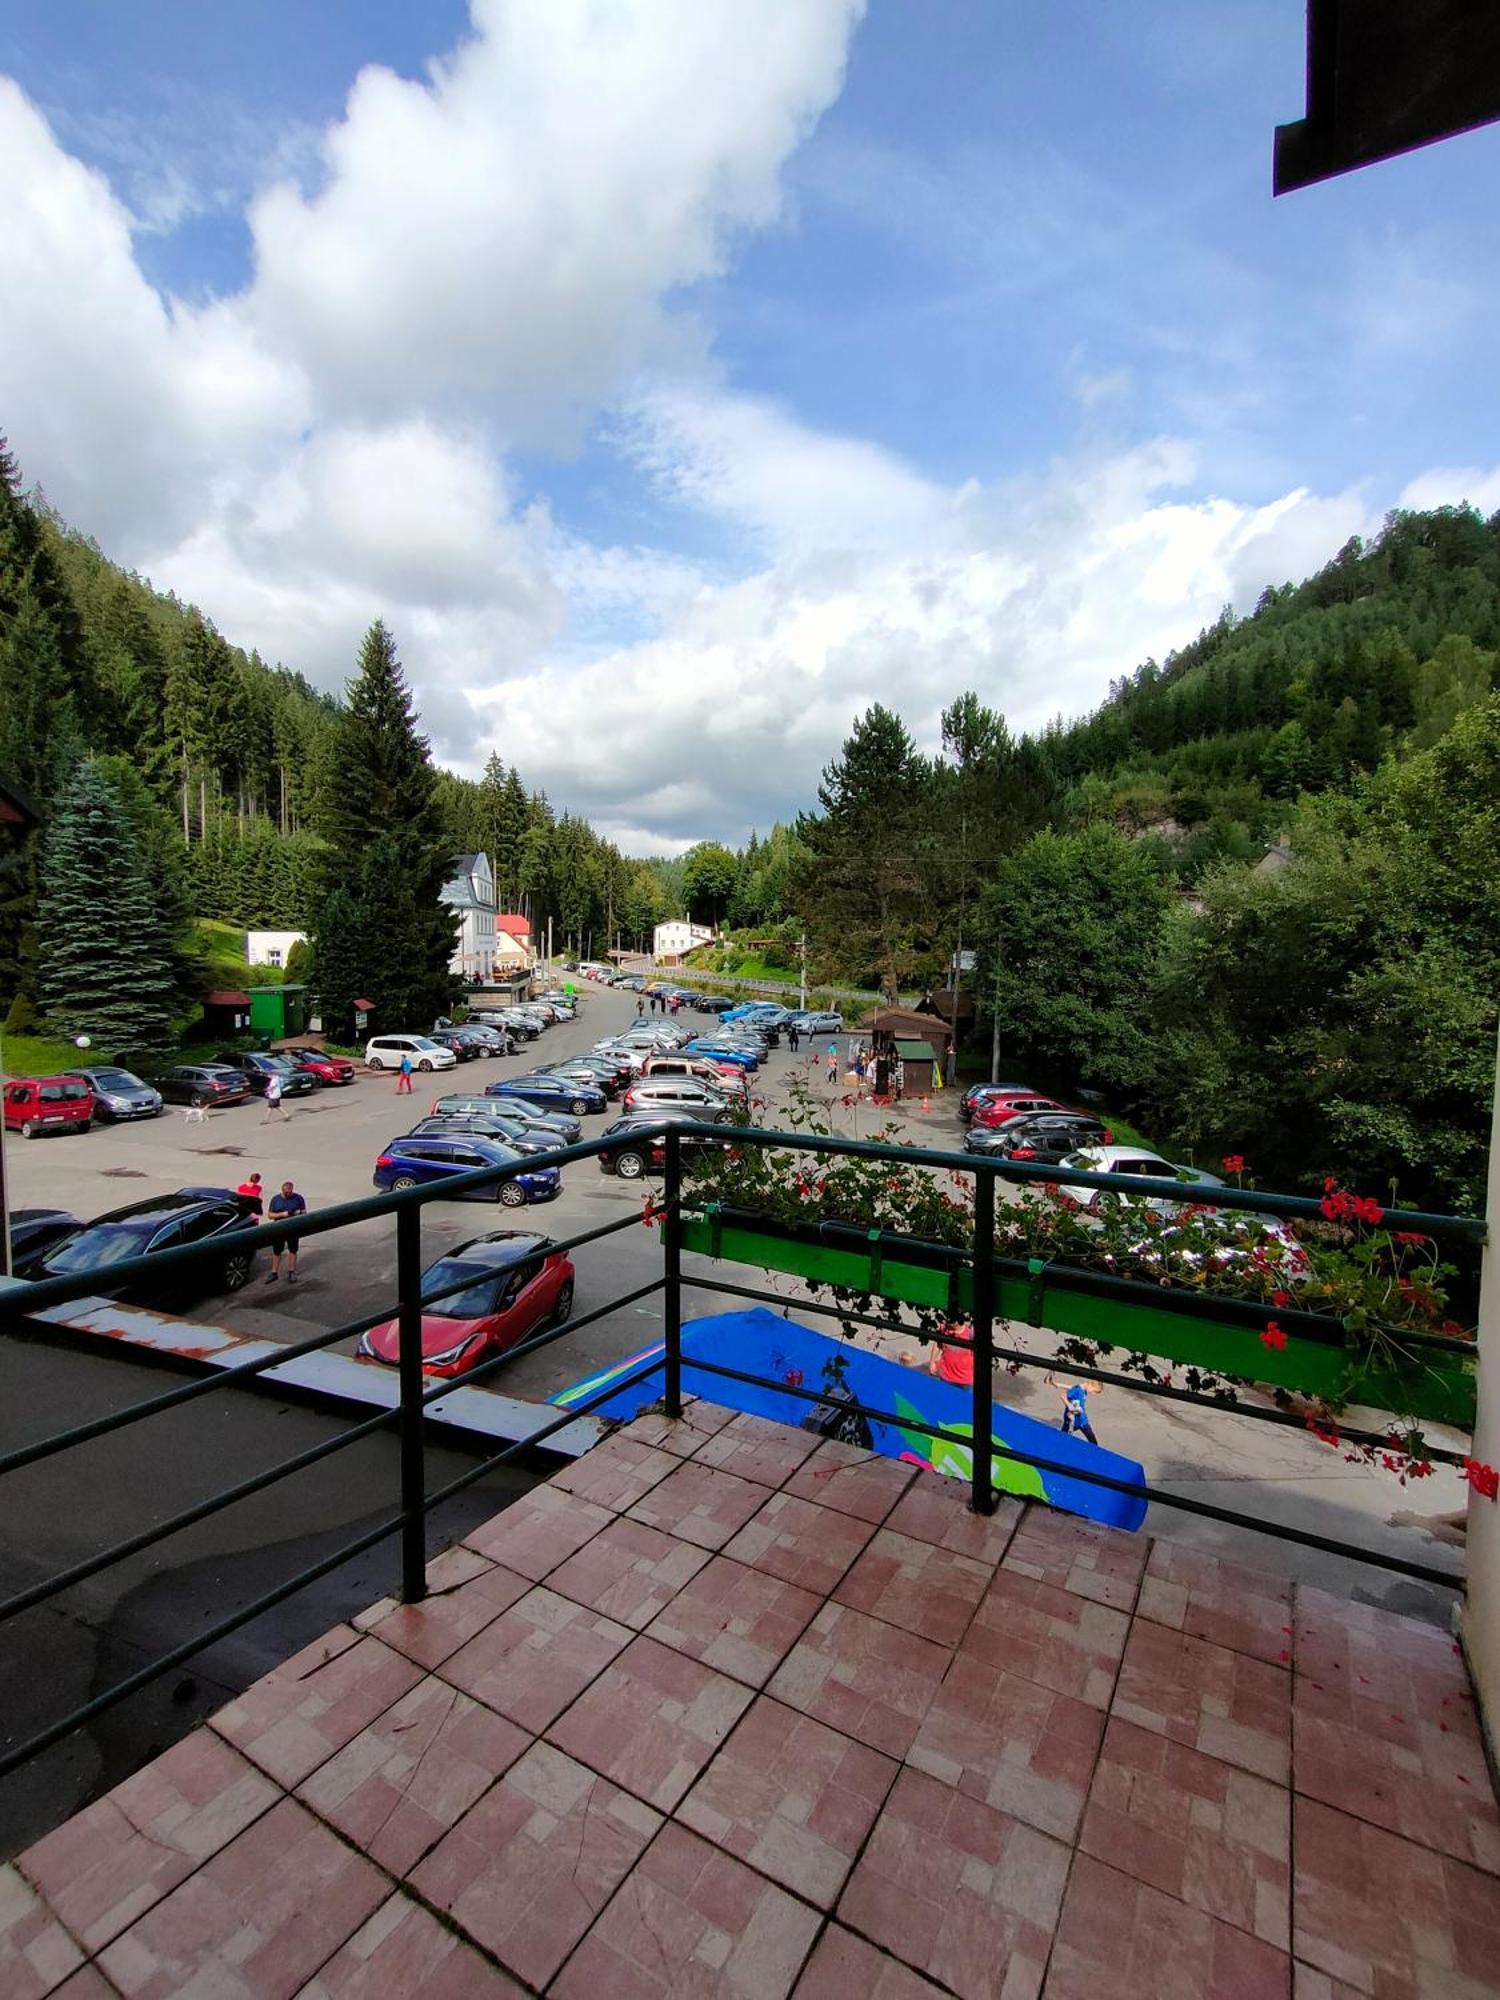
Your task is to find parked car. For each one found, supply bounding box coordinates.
[489,1010,542,1039]
[487,1073,607,1116]
[965,1113,1111,1162]
[969,1091,1066,1130]
[14,1187,261,1300]
[431,1093,581,1142]
[425,1028,479,1062]
[596,1112,735,1178]
[1055,1146,1218,1216]
[212,1051,319,1098]
[9,1208,81,1264]
[150,1063,251,1108]
[960,1081,1038,1123]
[788,1010,844,1035]
[76,1066,164,1121]
[2,1074,94,1139]
[536,1059,622,1099]
[355,1231,575,1377]
[450,1025,510,1058]
[692,994,736,1014]
[365,1035,458,1073]
[404,1115,557,1155]
[372,1134,562,1205]
[638,1053,749,1093]
[682,1040,760,1071]
[622,1077,740,1121]
[281,1047,358,1086]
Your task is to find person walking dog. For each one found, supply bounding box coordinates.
[261,1068,288,1123]
[266,1181,308,1284]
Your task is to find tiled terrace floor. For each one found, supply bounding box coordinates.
[6,1400,1499,1998]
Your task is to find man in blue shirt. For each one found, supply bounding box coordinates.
[266,1180,308,1283]
[1047,1371,1102,1445]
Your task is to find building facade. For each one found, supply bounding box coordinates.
[653,919,716,966]
[246,929,308,969]
[494,912,535,974]
[440,854,498,982]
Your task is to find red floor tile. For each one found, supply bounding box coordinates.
[97,1797,386,2000]
[297,1675,529,1875]
[793,1924,949,1997]
[1138,1541,1295,1668]
[725,1492,877,1596]
[693,1410,823,1488]
[833,1527,991,1648]
[1294,1585,1469,1709]
[961,1566,1130,1709]
[1112,1621,1291,1784]
[679,1694,896,1907]
[1079,1716,1290,1948]
[767,1601,951,1759]
[619,1397,736,1458]
[907,1651,1105,1842]
[208,1630,424,1789]
[645,1554,820,1687]
[547,1635,754,1811]
[0,1865,85,2000]
[1294,1798,1500,1996]
[1293,1672,1500,1874]
[551,1822,821,2000]
[461,1483,614,1580]
[19,1730,278,1954]
[838,1766,1069,2000]
[410,1742,659,1990]
[882,1477,1022,1564]
[1045,1853,1290,1999]
[624,1459,770,1551]
[1002,1504,1147,1611]
[353,1545,532,1669]
[551,1435,681,1513]
[545,1514,711,1630]
[439,1584,632,1734]
[296,1892,524,1996]
[782,1437,917,1524]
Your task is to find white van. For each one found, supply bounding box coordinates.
[364,1034,457,1073]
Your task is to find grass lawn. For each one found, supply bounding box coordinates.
[0,1032,99,1078]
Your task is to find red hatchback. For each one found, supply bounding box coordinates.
[284,1047,357,1085]
[355,1230,574,1379]
[970,1092,1065,1130]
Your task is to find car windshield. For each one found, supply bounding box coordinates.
[46,1223,153,1273]
[90,1069,142,1089]
[419,1258,507,1318]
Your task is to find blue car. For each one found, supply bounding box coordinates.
[683,1040,760,1070]
[374,1134,562,1206]
[486,1074,607,1115]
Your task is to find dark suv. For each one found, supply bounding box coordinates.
[212,1052,318,1098]
[597,1113,734,1179]
[15,1187,262,1301]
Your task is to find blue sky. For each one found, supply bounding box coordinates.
[3,2,1497,849]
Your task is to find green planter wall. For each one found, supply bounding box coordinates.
[678,1208,1476,1431]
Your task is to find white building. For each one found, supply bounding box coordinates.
[494,913,535,973]
[440,854,498,982]
[653,920,716,966]
[246,929,307,969]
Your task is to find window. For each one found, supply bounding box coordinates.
[267,948,283,967]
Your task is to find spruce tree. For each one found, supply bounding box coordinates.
[36,762,175,1055]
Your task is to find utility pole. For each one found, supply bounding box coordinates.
[798,931,807,1011]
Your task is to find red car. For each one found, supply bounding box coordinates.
[283,1047,358,1085]
[354,1230,574,1378]
[970,1092,1065,1130]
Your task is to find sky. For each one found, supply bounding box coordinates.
[3,1,1498,855]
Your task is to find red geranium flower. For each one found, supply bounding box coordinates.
[1271,1288,1292,1308]
[1463,1459,1500,1502]
[1352,1195,1384,1226]
[1222,1154,1245,1174]
[1260,1322,1288,1352]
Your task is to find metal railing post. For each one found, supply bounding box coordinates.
[663,1126,683,1417]
[395,1199,428,1603]
[970,1164,997,1515]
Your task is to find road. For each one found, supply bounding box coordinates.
[6,982,1467,1614]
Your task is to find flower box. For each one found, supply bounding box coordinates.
[678,1205,1476,1430]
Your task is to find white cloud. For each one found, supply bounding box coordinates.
[1399,465,1500,517]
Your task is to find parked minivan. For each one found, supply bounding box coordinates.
[3,1074,95,1138]
[364,1035,457,1073]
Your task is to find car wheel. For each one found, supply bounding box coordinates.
[552,1279,574,1325]
[498,1181,527,1207]
[19,1120,36,1139]
[391,1173,420,1191]
[712,1109,733,1124]
[368,1056,386,1071]
[221,1249,253,1292]
[418,1058,434,1072]
[615,1150,646,1180]
[569,1097,588,1115]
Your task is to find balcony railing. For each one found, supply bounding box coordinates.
[0,1120,1481,1795]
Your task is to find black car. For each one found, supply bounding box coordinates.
[693,995,736,1013]
[15,1187,261,1301]
[76,1066,164,1121]
[452,1025,511,1058]
[596,1112,733,1180]
[427,1028,479,1062]
[211,1052,318,1098]
[964,1113,1108,1161]
[152,1064,251,1107]
[9,1208,81,1265]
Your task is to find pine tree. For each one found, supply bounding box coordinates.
[36,762,175,1054]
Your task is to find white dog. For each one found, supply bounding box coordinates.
[184,1098,208,1125]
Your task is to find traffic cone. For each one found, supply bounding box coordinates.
[921,1094,931,1114]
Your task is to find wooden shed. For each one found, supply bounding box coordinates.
[893,1038,939,1095]
[869,1006,955,1086]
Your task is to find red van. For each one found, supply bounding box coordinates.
[3,1075,95,1138]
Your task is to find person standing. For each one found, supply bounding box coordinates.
[396,1052,414,1095]
[637,996,645,1018]
[1047,1371,1103,1444]
[928,1319,974,1387]
[787,1022,800,1055]
[266,1181,308,1284]
[894,1058,906,1100]
[235,1172,264,1217]
[826,1041,839,1083]
[261,1068,288,1123]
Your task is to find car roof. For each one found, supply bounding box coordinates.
[75,1188,238,1228]
[1063,1146,1174,1170]
[440,1230,552,1267]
